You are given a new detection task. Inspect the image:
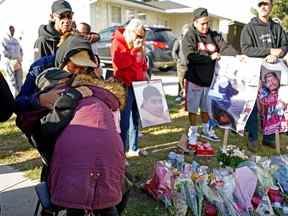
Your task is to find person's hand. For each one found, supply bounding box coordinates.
[94,67,102,79]
[83,32,100,43]
[133,38,144,49]
[270,48,284,57]
[39,89,62,109]
[265,54,278,64]
[284,53,288,65]
[76,86,93,98]
[210,52,221,60]
[236,54,248,63]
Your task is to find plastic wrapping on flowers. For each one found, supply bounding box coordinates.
[217,146,248,168]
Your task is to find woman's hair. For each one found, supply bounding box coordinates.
[123,18,145,47]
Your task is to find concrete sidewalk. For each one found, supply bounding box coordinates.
[0,165,39,216]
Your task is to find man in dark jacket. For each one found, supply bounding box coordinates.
[182,7,237,146]
[240,0,288,150]
[0,72,15,122]
[34,0,74,59]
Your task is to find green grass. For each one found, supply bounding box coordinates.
[1,96,288,215]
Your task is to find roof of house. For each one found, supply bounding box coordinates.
[145,0,189,10]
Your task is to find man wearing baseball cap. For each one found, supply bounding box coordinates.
[240,0,288,151]
[34,0,74,59]
[182,8,238,147]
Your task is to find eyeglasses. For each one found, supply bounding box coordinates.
[55,12,73,20]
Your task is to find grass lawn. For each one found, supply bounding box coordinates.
[1,96,288,215]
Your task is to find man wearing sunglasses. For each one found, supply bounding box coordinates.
[240,0,288,151]
[34,0,74,60]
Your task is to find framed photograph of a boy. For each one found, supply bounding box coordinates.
[132,80,171,128]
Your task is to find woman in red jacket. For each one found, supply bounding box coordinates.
[111,19,148,157]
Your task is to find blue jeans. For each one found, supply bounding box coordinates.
[246,103,274,144]
[120,87,139,152]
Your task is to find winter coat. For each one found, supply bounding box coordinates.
[0,72,15,122]
[15,55,55,112]
[172,37,187,66]
[240,17,288,57]
[34,22,60,60]
[111,28,147,86]
[47,74,126,210]
[182,25,237,87]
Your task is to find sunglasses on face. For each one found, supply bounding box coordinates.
[55,12,73,20]
[135,33,145,39]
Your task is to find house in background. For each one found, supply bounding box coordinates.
[89,0,252,51]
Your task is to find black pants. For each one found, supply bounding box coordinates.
[66,207,118,216]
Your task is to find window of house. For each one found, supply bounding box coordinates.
[111,6,122,25]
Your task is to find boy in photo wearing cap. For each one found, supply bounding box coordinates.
[240,0,288,151]
[34,0,74,59]
[182,7,238,146]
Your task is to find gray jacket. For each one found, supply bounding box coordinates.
[172,37,187,66]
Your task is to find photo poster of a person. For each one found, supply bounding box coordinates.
[132,80,171,128]
[208,56,262,135]
[258,61,288,135]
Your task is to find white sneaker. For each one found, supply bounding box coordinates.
[187,126,198,145]
[126,150,139,158]
[201,124,221,142]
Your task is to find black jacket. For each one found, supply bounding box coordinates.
[240,17,288,57]
[0,73,15,122]
[182,25,237,87]
[34,21,60,60]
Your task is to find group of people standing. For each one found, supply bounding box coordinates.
[173,0,288,152]
[1,0,288,215]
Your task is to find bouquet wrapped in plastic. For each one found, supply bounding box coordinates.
[233,166,257,214]
[174,176,199,216]
[144,161,174,206]
[215,175,242,216]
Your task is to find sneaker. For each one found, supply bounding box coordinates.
[175,96,183,102]
[126,150,139,158]
[262,140,276,148]
[248,140,258,153]
[187,126,198,145]
[201,124,221,142]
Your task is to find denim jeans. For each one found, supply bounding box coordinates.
[120,87,139,152]
[246,103,275,144]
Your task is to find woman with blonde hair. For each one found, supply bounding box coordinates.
[111,18,148,157]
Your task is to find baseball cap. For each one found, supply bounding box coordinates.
[52,0,73,15]
[69,50,98,68]
[257,0,272,7]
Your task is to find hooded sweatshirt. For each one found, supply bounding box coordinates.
[55,34,95,68]
[34,21,60,60]
[241,17,288,57]
[182,25,237,87]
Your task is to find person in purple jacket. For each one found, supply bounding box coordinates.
[37,34,126,216]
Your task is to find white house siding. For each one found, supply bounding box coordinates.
[90,0,176,32]
[166,14,221,37]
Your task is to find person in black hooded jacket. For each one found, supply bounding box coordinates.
[182,7,238,146]
[0,72,15,122]
[240,0,288,151]
[34,0,74,60]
